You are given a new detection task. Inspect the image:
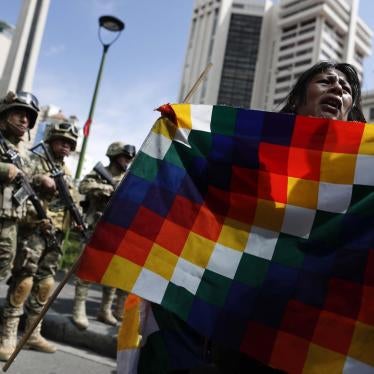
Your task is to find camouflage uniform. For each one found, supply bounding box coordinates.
[4,150,75,317]
[0,91,40,361]
[1,122,79,357]
[0,139,29,280]
[72,142,136,329]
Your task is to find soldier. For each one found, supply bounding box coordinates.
[72,141,136,330]
[0,122,79,360]
[0,91,39,280]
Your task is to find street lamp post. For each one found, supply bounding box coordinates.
[75,15,124,180]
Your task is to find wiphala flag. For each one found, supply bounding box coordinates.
[78,104,374,373]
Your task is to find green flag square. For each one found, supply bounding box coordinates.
[162,282,195,320]
[196,269,232,307]
[272,232,306,269]
[234,253,270,288]
[131,152,161,182]
[211,105,237,136]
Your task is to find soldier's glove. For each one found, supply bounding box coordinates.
[40,175,57,193]
[39,218,53,234]
[7,164,21,183]
[94,212,103,221]
[72,223,85,232]
[93,184,114,197]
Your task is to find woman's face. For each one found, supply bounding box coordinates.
[296,68,353,121]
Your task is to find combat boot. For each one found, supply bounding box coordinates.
[0,317,20,361]
[72,298,89,330]
[113,290,127,321]
[72,282,89,330]
[24,315,56,353]
[97,287,117,326]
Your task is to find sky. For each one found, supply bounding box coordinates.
[2,0,374,176]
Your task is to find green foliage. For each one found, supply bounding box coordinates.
[60,230,83,270]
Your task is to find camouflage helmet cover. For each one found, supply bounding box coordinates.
[106,142,136,159]
[0,91,40,129]
[106,141,126,158]
[45,122,78,150]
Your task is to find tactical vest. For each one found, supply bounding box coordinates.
[79,166,124,227]
[24,150,77,231]
[0,139,28,219]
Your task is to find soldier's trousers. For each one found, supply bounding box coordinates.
[75,277,116,301]
[0,218,19,281]
[3,225,63,318]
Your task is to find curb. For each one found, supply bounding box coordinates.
[42,313,117,359]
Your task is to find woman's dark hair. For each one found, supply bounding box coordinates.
[279,61,366,122]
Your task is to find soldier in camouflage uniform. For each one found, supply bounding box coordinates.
[72,142,136,330]
[0,122,79,360]
[0,91,40,360]
[0,91,39,276]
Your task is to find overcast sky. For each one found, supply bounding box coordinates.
[2,0,374,175]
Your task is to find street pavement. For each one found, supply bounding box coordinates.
[3,341,116,374]
[0,271,118,361]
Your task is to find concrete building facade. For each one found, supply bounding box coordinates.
[179,0,272,107]
[180,0,373,111]
[362,90,374,122]
[261,0,372,111]
[0,0,50,96]
[0,21,14,78]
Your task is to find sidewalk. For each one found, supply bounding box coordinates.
[0,271,118,359]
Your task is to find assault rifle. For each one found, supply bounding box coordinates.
[30,141,88,240]
[0,131,58,247]
[93,161,117,187]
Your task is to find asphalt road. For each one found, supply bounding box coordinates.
[2,341,116,374]
[0,271,118,373]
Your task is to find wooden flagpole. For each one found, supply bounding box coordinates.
[182,62,212,103]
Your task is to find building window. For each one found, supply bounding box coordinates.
[370,107,374,120]
[280,42,295,51]
[298,37,314,45]
[283,24,297,33]
[296,47,313,56]
[276,75,291,83]
[281,32,296,41]
[275,86,290,94]
[273,98,284,106]
[295,59,311,67]
[278,64,292,71]
[299,26,314,35]
[301,18,316,27]
[279,53,293,61]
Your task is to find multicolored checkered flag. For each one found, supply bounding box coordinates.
[78,105,374,373]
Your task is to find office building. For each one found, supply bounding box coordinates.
[362,91,374,122]
[179,0,272,107]
[0,21,14,78]
[180,0,373,111]
[0,0,50,96]
[259,0,373,111]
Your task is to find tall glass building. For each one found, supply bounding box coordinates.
[179,0,271,107]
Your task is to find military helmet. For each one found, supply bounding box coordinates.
[45,122,79,150]
[106,142,136,159]
[124,144,136,159]
[0,91,40,129]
